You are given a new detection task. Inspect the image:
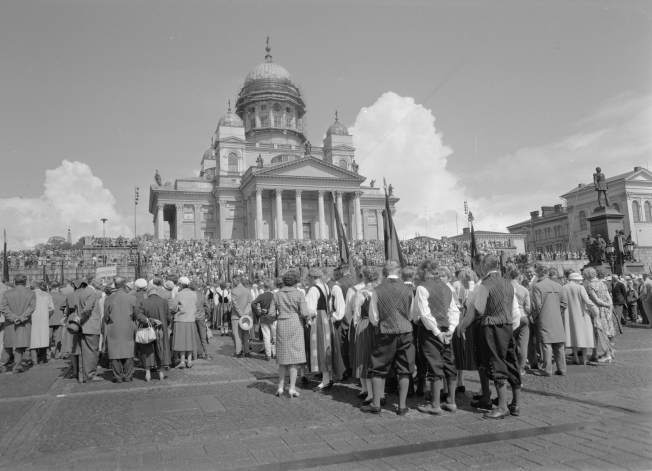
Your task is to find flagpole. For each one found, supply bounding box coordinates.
[2,230,9,283]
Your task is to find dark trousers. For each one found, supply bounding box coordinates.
[111,358,134,382]
[334,319,350,372]
[81,334,100,381]
[195,319,208,357]
[30,348,47,364]
[626,303,638,322]
[527,319,541,367]
[0,347,24,372]
[614,305,625,324]
[49,326,62,357]
[478,324,521,387]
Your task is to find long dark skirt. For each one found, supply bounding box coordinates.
[453,321,477,371]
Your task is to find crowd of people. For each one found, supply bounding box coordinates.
[2,250,650,420]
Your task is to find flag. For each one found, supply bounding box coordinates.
[43,264,50,285]
[470,224,478,270]
[227,256,231,283]
[60,260,65,285]
[248,250,254,282]
[274,252,279,279]
[382,180,406,267]
[2,230,9,283]
[333,201,351,267]
[206,263,212,284]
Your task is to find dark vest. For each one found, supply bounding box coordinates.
[481,273,514,326]
[420,280,452,328]
[337,273,356,299]
[375,279,413,334]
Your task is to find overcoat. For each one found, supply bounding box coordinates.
[103,289,137,359]
[1,285,36,348]
[562,282,597,349]
[135,293,171,367]
[532,277,567,344]
[30,289,54,349]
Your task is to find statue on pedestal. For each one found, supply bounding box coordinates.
[256,154,264,168]
[304,140,312,156]
[593,167,610,208]
[370,179,375,188]
[586,235,595,263]
[388,184,394,196]
[595,234,606,263]
[154,170,162,187]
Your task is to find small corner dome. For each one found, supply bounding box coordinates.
[327,119,349,136]
[203,148,215,160]
[218,109,243,127]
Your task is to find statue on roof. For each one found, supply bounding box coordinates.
[304,140,312,156]
[154,170,162,187]
[352,160,359,174]
[256,154,264,168]
[593,167,610,208]
[388,184,394,197]
[370,179,375,188]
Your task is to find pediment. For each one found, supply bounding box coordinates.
[254,157,365,181]
[627,169,652,182]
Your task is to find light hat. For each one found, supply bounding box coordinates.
[135,278,147,289]
[164,280,175,290]
[568,273,583,281]
[178,276,190,285]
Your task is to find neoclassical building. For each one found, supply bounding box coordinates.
[507,167,652,251]
[148,42,397,240]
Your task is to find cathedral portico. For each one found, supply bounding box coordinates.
[148,41,399,241]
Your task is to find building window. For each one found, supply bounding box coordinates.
[228,153,238,172]
[274,116,281,127]
[579,211,587,230]
[633,201,641,223]
[339,159,348,169]
[645,201,652,221]
[613,202,620,212]
[285,117,292,128]
[271,154,298,164]
[250,118,256,129]
[202,212,213,221]
[260,116,268,127]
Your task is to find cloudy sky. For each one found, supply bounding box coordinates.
[1,0,651,247]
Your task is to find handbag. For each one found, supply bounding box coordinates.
[136,320,157,344]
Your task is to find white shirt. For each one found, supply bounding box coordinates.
[306,282,329,317]
[344,282,366,323]
[330,284,346,321]
[473,272,520,330]
[411,283,460,336]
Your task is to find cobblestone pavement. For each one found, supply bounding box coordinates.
[0,325,650,471]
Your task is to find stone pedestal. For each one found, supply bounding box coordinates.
[587,206,624,241]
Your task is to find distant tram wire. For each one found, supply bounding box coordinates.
[356,61,464,164]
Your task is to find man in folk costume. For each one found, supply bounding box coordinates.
[472,254,522,419]
[0,274,36,374]
[400,266,422,397]
[48,281,67,360]
[103,277,138,383]
[306,267,344,391]
[361,260,415,416]
[330,263,357,379]
[412,261,460,415]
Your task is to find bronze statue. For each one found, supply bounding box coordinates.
[388,184,394,196]
[586,235,595,263]
[595,234,606,263]
[593,167,610,208]
[352,160,359,174]
[256,154,264,168]
[304,140,312,156]
[154,170,162,187]
[370,179,375,187]
[614,229,625,266]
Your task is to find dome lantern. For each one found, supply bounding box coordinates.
[327,110,349,136]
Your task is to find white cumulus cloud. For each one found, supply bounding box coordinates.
[351,92,467,239]
[0,160,132,249]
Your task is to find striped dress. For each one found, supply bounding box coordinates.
[269,287,309,366]
[352,286,376,379]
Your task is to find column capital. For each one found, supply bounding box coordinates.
[245,194,251,202]
[175,204,184,211]
[157,203,165,210]
[376,208,383,215]
[334,190,343,197]
[193,204,202,212]
[255,187,263,196]
[317,190,325,197]
[218,200,227,207]
[295,189,303,197]
[354,191,363,198]
[361,208,368,214]
[274,188,284,196]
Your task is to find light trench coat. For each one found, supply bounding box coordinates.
[30,289,54,349]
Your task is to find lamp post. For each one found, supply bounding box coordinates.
[134,186,139,239]
[101,218,107,267]
[605,241,615,274]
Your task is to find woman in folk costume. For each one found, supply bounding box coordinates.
[214,282,231,336]
[305,267,344,391]
[352,266,384,405]
[29,280,54,365]
[453,266,480,396]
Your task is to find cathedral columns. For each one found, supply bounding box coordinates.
[194,204,202,239]
[295,190,303,240]
[335,191,344,221]
[376,209,383,240]
[275,189,284,239]
[255,188,264,240]
[157,204,165,240]
[175,204,184,240]
[219,201,227,239]
[354,191,363,240]
[362,208,369,240]
[318,190,326,239]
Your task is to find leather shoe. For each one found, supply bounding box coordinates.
[360,398,374,406]
[470,399,493,410]
[231,353,242,358]
[360,404,382,414]
[380,398,386,406]
[508,404,520,416]
[455,386,466,394]
[356,392,367,399]
[555,371,566,376]
[397,407,409,416]
[484,409,510,419]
